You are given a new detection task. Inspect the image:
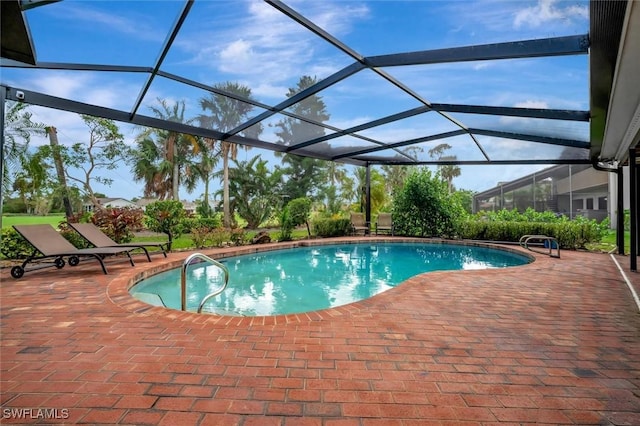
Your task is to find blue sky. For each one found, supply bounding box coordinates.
[2,0,590,202]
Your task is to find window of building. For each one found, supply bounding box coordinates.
[586,198,594,209]
[598,196,607,210]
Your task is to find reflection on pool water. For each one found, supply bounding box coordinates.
[131,243,530,316]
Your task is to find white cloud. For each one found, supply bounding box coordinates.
[250,82,289,100]
[172,0,369,101]
[513,100,549,109]
[24,71,142,115]
[31,74,90,100]
[473,62,491,71]
[218,39,256,73]
[513,0,588,29]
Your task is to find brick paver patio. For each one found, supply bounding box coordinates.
[1,237,639,425]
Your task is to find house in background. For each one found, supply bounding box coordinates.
[82,197,208,216]
[473,164,631,228]
[135,198,197,215]
[82,197,137,213]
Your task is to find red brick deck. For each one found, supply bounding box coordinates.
[1,238,639,425]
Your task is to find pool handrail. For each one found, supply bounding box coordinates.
[181,253,230,313]
[519,235,560,258]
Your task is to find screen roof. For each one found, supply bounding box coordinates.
[1,0,624,169]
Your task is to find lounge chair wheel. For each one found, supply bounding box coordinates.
[11,266,25,279]
[54,258,66,269]
[68,256,80,266]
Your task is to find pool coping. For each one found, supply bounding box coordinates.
[107,237,535,325]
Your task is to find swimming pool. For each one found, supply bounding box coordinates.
[130,242,530,316]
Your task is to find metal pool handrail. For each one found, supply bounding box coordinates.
[181,253,230,313]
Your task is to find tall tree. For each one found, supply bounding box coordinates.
[44,115,130,210]
[428,143,461,194]
[275,76,330,201]
[12,147,52,214]
[439,156,462,194]
[322,161,351,214]
[185,137,220,217]
[355,167,386,214]
[226,155,283,229]
[381,164,412,200]
[198,82,262,227]
[2,102,46,192]
[47,127,74,218]
[131,99,199,201]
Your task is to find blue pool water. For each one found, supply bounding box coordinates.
[131,243,530,316]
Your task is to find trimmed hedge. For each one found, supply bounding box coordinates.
[458,219,605,249]
[312,218,351,237]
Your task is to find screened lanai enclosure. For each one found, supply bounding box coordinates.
[1,0,639,270]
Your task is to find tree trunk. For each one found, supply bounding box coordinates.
[223,153,230,228]
[172,144,179,201]
[203,174,210,217]
[47,127,74,219]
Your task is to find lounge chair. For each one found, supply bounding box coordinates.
[10,224,136,279]
[375,213,394,235]
[68,222,168,261]
[350,212,369,235]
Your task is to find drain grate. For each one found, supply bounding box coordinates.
[572,368,599,378]
[17,346,51,354]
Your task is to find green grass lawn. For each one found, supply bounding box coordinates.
[585,229,631,254]
[2,216,307,247]
[2,215,65,229]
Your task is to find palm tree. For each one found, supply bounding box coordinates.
[2,102,46,191]
[130,134,172,199]
[323,161,352,214]
[381,164,412,199]
[274,76,330,202]
[428,143,461,194]
[439,156,461,194]
[183,137,219,216]
[12,147,52,213]
[198,82,262,227]
[355,167,386,214]
[131,99,198,200]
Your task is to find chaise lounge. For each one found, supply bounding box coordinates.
[68,222,168,261]
[10,224,137,279]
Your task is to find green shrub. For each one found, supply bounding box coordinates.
[312,218,351,237]
[89,207,144,243]
[286,197,312,236]
[0,228,33,259]
[59,227,91,249]
[181,216,221,234]
[459,216,606,249]
[184,216,224,249]
[210,228,231,248]
[279,207,293,241]
[229,228,247,246]
[279,197,312,241]
[474,208,563,223]
[393,169,465,238]
[624,209,630,231]
[144,200,186,251]
[190,225,212,249]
